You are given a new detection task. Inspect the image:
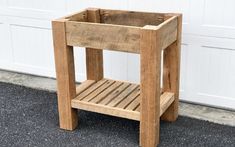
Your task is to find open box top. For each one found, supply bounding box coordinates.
[53,8,181,54]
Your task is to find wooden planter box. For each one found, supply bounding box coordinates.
[52,8,182,147]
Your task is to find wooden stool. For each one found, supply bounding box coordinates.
[52,8,182,147]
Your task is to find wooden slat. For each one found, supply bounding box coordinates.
[126,95,140,111]
[99,83,130,105]
[74,79,107,100]
[158,16,178,50]
[71,100,140,121]
[160,92,175,116]
[161,14,182,121]
[107,84,138,107]
[82,80,115,102]
[52,19,78,130]
[76,80,96,96]
[116,86,140,109]
[135,105,140,112]
[66,21,141,53]
[100,9,164,27]
[90,81,123,103]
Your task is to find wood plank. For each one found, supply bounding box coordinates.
[52,19,78,130]
[66,21,141,53]
[107,84,138,107]
[135,105,140,112]
[140,25,161,147]
[71,100,140,121]
[74,79,107,100]
[158,16,178,50]
[99,83,130,105]
[82,80,115,102]
[160,92,175,116]
[161,14,182,121]
[126,95,140,111]
[86,8,104,81]
[116,86,140,109]
[90,81,123,103]
[76,80,96,96]
[100,9,164,27]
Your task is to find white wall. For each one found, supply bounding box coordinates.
[0,0,235,110]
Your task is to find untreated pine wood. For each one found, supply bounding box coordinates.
[161,14,182,121]
[52,19,78,130]
[140,25,161,147]
[86,8,104,81]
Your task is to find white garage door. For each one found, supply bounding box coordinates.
[0,0,235,110]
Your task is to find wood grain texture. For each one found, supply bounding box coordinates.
[66,21,141,53]
[161,14,182,121]
[100,9,165,27]
[140,25,161,147]
[76,80,96,96]
[52,19,78,130]
[71,100,140,121]
[158,16,178,50]
[86,8,104,81]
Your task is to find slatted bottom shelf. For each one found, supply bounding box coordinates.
[71,79,175,121]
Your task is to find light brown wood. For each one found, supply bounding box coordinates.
[90,81,123,103]
[86,8,104,81]
[76,79,107,100]
[161,14,182,122]
[126,95,140,111]
[72,79,174,122]
[82,80,115,102]
[100,9,165,27]
[158,16,178,50]
[52,19,78,130]
[107,84,138,107]
[160,92,175,116]
[71,100,140,121]
[66,21,141,53]
[52,9,182,146]
[76,80,96,96]
[99,82,130,105]
[116,86,140,109]
[140,25,161,147]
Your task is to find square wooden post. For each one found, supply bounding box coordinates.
[161,15,182,121]
[86,8,103,81]
[52,19,78,130]
[140,26,161,147]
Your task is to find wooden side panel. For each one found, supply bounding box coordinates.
[52,19,78,130]
[158,16,178,50]
[161,14,182,121]
[140,26,161,147]
[66,21,141,53]
[100,9,165,27]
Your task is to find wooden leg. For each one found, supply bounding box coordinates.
[86,8,103,81]
[86,48,103,80]
[140,26,161,147]
[161,15,182,121]
[52,20,78,130]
